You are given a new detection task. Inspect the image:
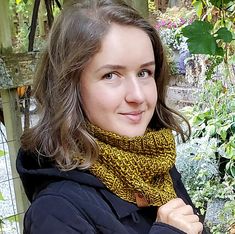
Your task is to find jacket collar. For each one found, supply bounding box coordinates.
[17,148,143,218]
[99,188,139,219]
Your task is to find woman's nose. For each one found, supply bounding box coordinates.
[125,77,145,104]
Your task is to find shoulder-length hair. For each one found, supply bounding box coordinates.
[21,0,190,170]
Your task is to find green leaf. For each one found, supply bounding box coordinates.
[226,161,235,178]
[193,0,204,18]
[215,27,233,43]
[220,129,227,141]
[205,124,216,136]
[6,214,19,223]
[0,192,4,201]
[210,0,232,8]
[210,0,222,8]
[182,21,220,55]
[182,20,213,38]
[229,135,235,147]
[0,150,6,157]
[207,12,212,22]
[186,35,217,54]
[225,145,235,158]
[230,165,235,178]
[215,46,224,56]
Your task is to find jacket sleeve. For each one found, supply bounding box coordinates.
[24,194,96,234]
[148,222,186,234]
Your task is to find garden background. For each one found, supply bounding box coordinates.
[0,0,234,233]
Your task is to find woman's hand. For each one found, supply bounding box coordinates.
[156,198,203,234]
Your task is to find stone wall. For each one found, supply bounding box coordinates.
[167,55,209,109]
[0,53,38,89]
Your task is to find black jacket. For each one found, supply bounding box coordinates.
[16,148,206,234]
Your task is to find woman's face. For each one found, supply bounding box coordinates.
[80,24,157,137]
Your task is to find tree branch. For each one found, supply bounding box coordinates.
[28,0,41,52]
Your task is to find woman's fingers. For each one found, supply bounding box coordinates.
[184,214,200,223]
[170,204,194,215]
[157,198,186,219]
[161,198,186,209]
[176,220,203,234]
[192,221,203,232]
[156,198,203,234]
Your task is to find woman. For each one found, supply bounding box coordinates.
[17,0,206,233]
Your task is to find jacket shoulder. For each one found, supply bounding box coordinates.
[24,186,97,234]
[26,180,128,234]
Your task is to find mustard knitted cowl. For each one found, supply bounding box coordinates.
[88,123,177,207]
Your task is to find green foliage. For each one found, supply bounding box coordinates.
[182,20,233,56]
[9,0,33,52]
[206,192,235,233]
[9,0,61,52]
[192,0,234,18]
[182,0,234,80]
[193,0,203,17]
[205,56,223,80]
[176,136,219,212]
[6,214,19,223]
[210,0,232,8]
[215,27,233,43]
[148,0,156,14]
[186,81,235,178]
[0,192,5,229]
[0,192,4,201]
[0,150,6,157]
[178,79,235,233]
[0,217,4,230]
[0,214,20,232]
[177,134,235,233]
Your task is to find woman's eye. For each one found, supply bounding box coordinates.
[137,69,152,78]
[102,73,118,80]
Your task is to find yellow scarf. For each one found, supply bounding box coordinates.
[88,124,177,207]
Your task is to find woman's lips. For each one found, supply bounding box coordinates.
[120,111,144,123]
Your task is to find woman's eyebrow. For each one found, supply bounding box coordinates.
[95,64,125,72]
[140,61,155,68]
[96,61,155,73]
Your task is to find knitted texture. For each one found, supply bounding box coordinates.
[88,124,177,206]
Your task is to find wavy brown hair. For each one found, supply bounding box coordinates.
[21,0,190,170]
